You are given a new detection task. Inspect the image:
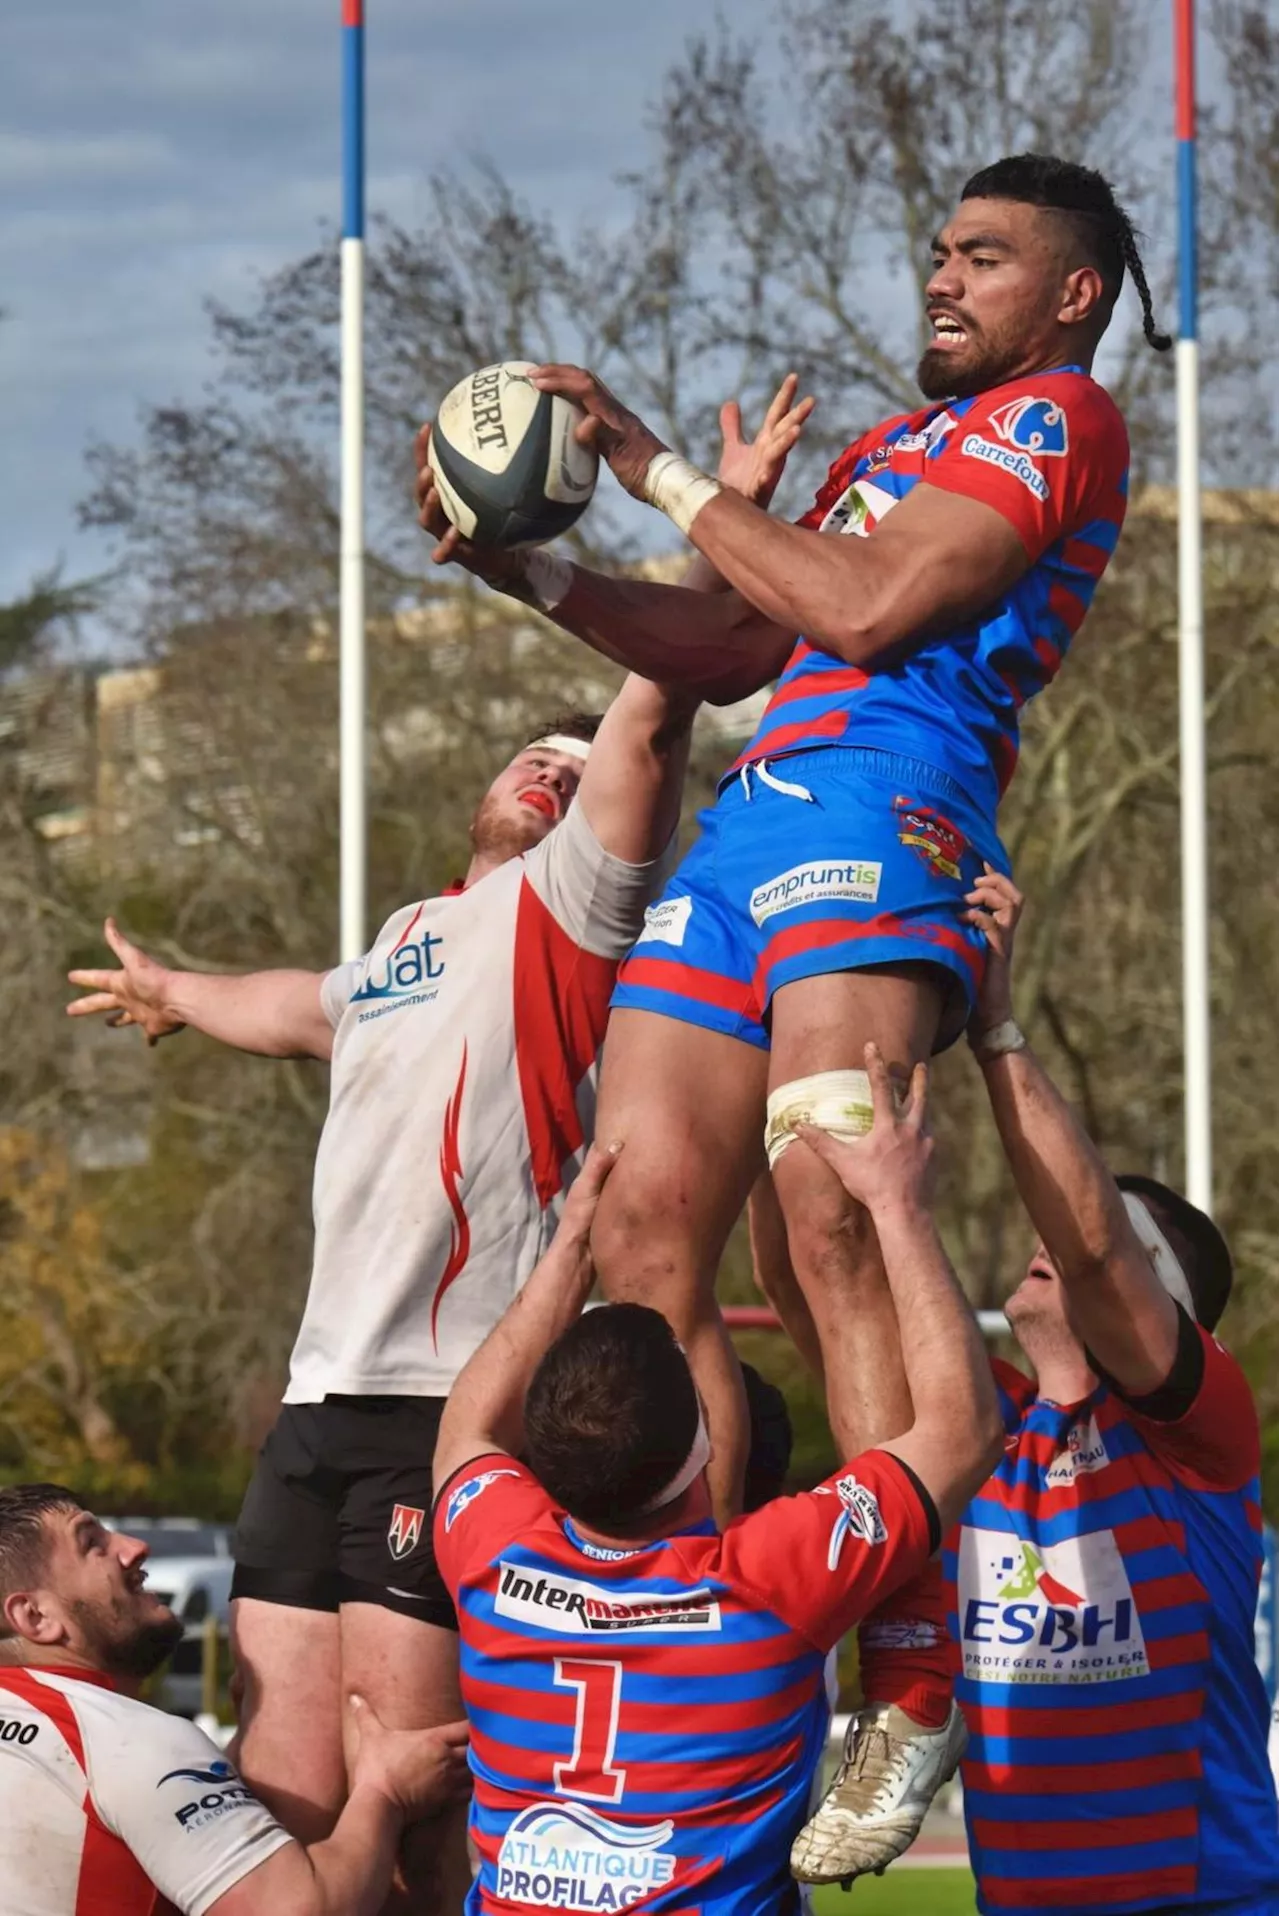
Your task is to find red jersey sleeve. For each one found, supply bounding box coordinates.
[713,1449,935,1652]
[1121,1324,1262,1493]
[925,373,1129,559]
[433,1453,555,1593]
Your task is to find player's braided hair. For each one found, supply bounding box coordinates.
[963,153,1172,352]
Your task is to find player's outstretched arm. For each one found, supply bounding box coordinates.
[796,1046,1003,1533]
[207,1700,470,1916]
[965,870,1180,1393]
[532,364,1029,668]
[67,917,334,1061]
[574,673,695,865]
[433,1143,620,1492]
[414,426,795,708]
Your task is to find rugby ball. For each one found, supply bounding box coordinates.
[427,360,599,548]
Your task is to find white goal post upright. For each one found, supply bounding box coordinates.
[1174,0,1212,1213]
[339,0,367,962]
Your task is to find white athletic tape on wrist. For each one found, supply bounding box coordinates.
[636,1407,712,1514]
[1122,1192,1197,1320]
[642,451,724,538]
[764,1068,905,1171]
[970,1017,1027,1062]
[523,548,574,613]
[528,732,592,763]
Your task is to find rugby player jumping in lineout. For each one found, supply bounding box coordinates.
[68,384,813,1911]
[415,153,1171,1876]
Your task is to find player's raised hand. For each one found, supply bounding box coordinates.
[530,366,667,498]
[66,919,185,1045]
[796,1042,934,1216]
[717,374,816,508]
[412,422,529,585]
[964,864,1025,1032]
[553,1141,622,1266]
[346,1695,471,1820]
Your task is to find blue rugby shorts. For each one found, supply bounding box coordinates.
[613,745,1008,1053]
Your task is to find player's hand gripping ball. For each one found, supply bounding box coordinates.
[427,360,599,549]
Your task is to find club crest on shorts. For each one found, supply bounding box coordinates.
[387,1503,425,1560]
[894,794,966,881]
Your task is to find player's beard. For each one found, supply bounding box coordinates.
[469,792,551,864]
[916,310,1028,402]
[69,1594,185,1681]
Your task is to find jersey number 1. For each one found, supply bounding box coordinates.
[553,1658,625,1803]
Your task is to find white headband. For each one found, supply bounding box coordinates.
[1123,1192,1197,1319]
[636,1409,711,1515]
[529,733,592,763]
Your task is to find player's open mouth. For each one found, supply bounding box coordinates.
[929,311,968,347]
[518,789,558,819]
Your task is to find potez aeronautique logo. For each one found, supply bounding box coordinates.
[495,1562,721,1634]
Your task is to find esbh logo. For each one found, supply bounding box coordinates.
[158,1760,256,1831]
[1045,1413,1109,1488]
[496,1800,677,1909]
[957,1526,1150,1686]
[351,921,446,1008]
[989,395,1069,457]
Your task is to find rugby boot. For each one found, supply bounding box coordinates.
[789,1699,967,1884]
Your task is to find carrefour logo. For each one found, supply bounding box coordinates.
[957,1527,1150,1686]
[961,433,1050,501]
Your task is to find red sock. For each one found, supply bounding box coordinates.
[857,1557,952,1729]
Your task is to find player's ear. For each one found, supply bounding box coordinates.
[1059,264,1105,331]
[3,1588,62,1645]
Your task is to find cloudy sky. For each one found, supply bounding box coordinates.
[3,0,789,606]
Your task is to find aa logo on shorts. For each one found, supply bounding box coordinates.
[387,1503,425,1560]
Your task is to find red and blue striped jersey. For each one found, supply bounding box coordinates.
[733,368,1129,811]
[943,1325,1277,1916]
[435,1448,934,1913]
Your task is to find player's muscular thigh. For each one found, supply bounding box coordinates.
[591,1008,767,1307]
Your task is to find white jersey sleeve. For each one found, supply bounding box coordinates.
[524,796,670,959]
[87,1706,291,1916]
[320,957,364,1028]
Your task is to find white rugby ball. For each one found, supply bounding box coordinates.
[427,359,599,549]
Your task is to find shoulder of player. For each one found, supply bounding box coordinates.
[9,1671,183,1779]
[972,368,1127,439]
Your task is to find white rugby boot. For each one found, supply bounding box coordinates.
[790,1700,967,1885]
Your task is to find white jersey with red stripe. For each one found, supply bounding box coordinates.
[0,1665,289,1916]
[285,799,664,1402]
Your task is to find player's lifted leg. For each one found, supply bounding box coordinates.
[590,1009,768,1524]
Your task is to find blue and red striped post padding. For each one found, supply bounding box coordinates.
[342,0,365,242]
[1174,0,1197,340]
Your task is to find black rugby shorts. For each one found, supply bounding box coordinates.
[230,1395,456,1630]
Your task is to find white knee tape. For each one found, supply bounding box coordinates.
[764,1069,879,1171]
